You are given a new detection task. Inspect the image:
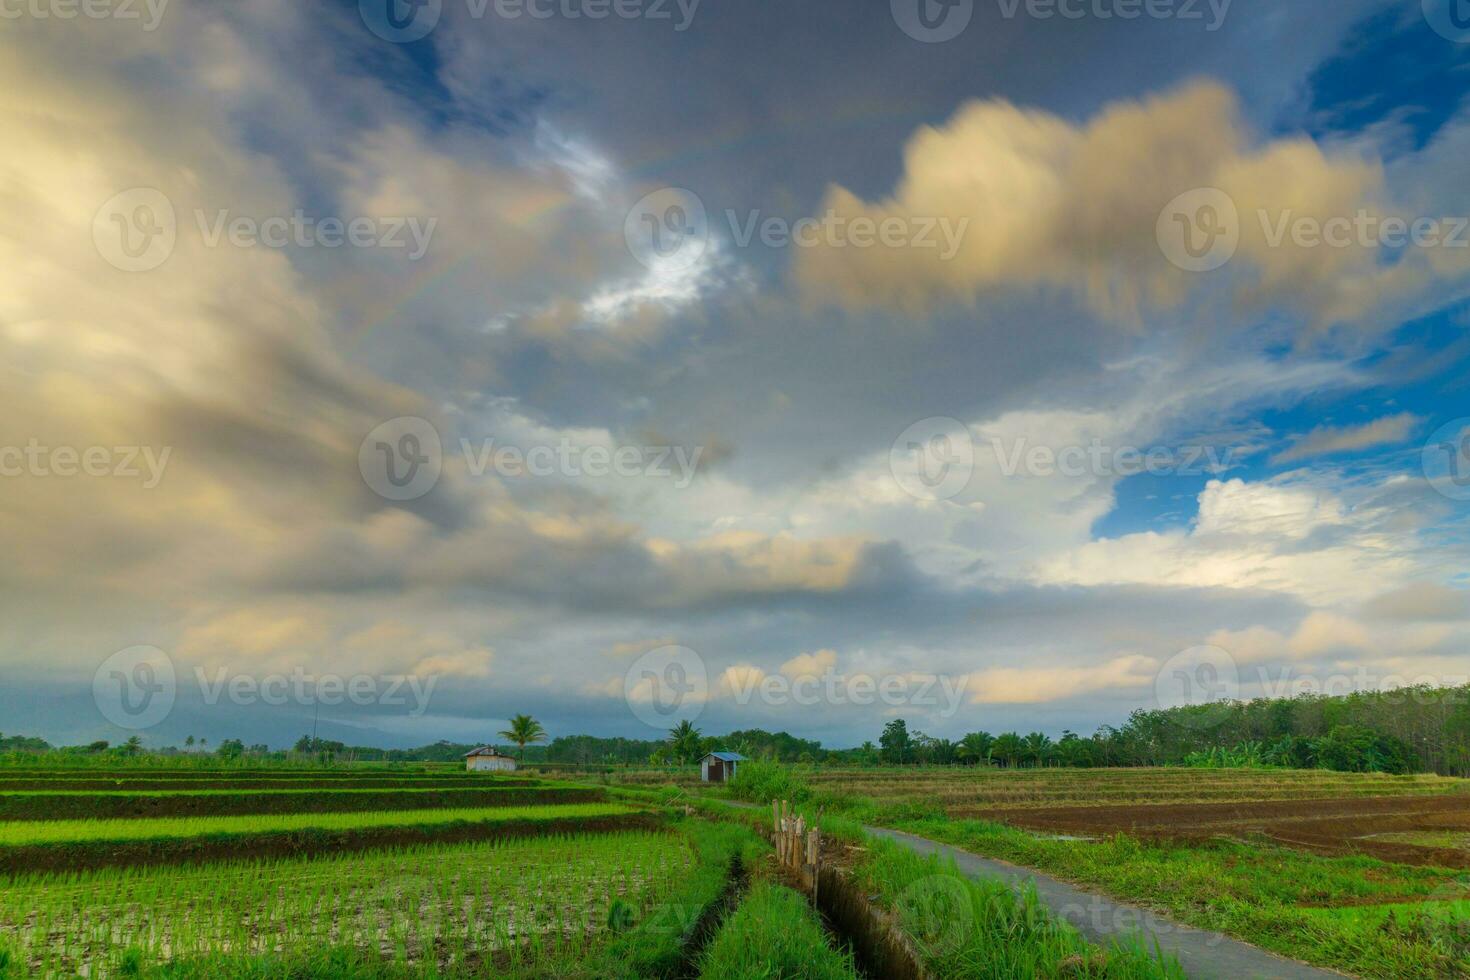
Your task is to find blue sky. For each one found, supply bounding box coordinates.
[1,0,1468,751]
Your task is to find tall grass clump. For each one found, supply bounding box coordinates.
[726,759,810,805]
[853,839,1183,979]
[696,882,858,980]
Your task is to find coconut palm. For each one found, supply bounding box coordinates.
[667,719,704,764]
[498,714,548,760]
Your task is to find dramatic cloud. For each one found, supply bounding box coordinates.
[794,81,1468,327]
[3,2,1467,749]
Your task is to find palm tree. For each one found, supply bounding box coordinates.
[958,732,995,766]
[992,732,1024,769]
[667,719,703,764]
[1022,732,1054,768]
[498,714,548,760]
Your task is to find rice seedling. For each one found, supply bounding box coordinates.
[0,802,637,847]
[0,784,601,820]
[0,830,693,977]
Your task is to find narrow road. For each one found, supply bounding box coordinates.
[715,800,1344,979]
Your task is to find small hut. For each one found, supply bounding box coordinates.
[699,751,747,783]
[464,746,518,773]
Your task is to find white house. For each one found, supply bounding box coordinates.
[464,746,518,772]
[699,751,747,783]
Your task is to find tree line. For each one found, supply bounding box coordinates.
[7,683,1467,774]
[870,685,1470,776]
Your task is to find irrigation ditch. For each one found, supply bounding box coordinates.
[686,798,926,980]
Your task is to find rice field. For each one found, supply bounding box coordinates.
[0,783,599,820]
[803,765,1470,812]
[0,802,636,847]
[0,830,693,977]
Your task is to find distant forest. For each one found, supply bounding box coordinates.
[6,684,1469,776]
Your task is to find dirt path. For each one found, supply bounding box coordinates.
[715,800,1344,979]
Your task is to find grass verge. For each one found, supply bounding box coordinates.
[889,814,1470,979]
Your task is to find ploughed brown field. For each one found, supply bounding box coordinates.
[610,765,1470,865]
[965,794,1470,867]
[809,766,1470,866]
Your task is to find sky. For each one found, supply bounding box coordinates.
[2,0,1469,751]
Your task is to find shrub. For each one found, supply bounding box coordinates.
[727,759,810,804]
